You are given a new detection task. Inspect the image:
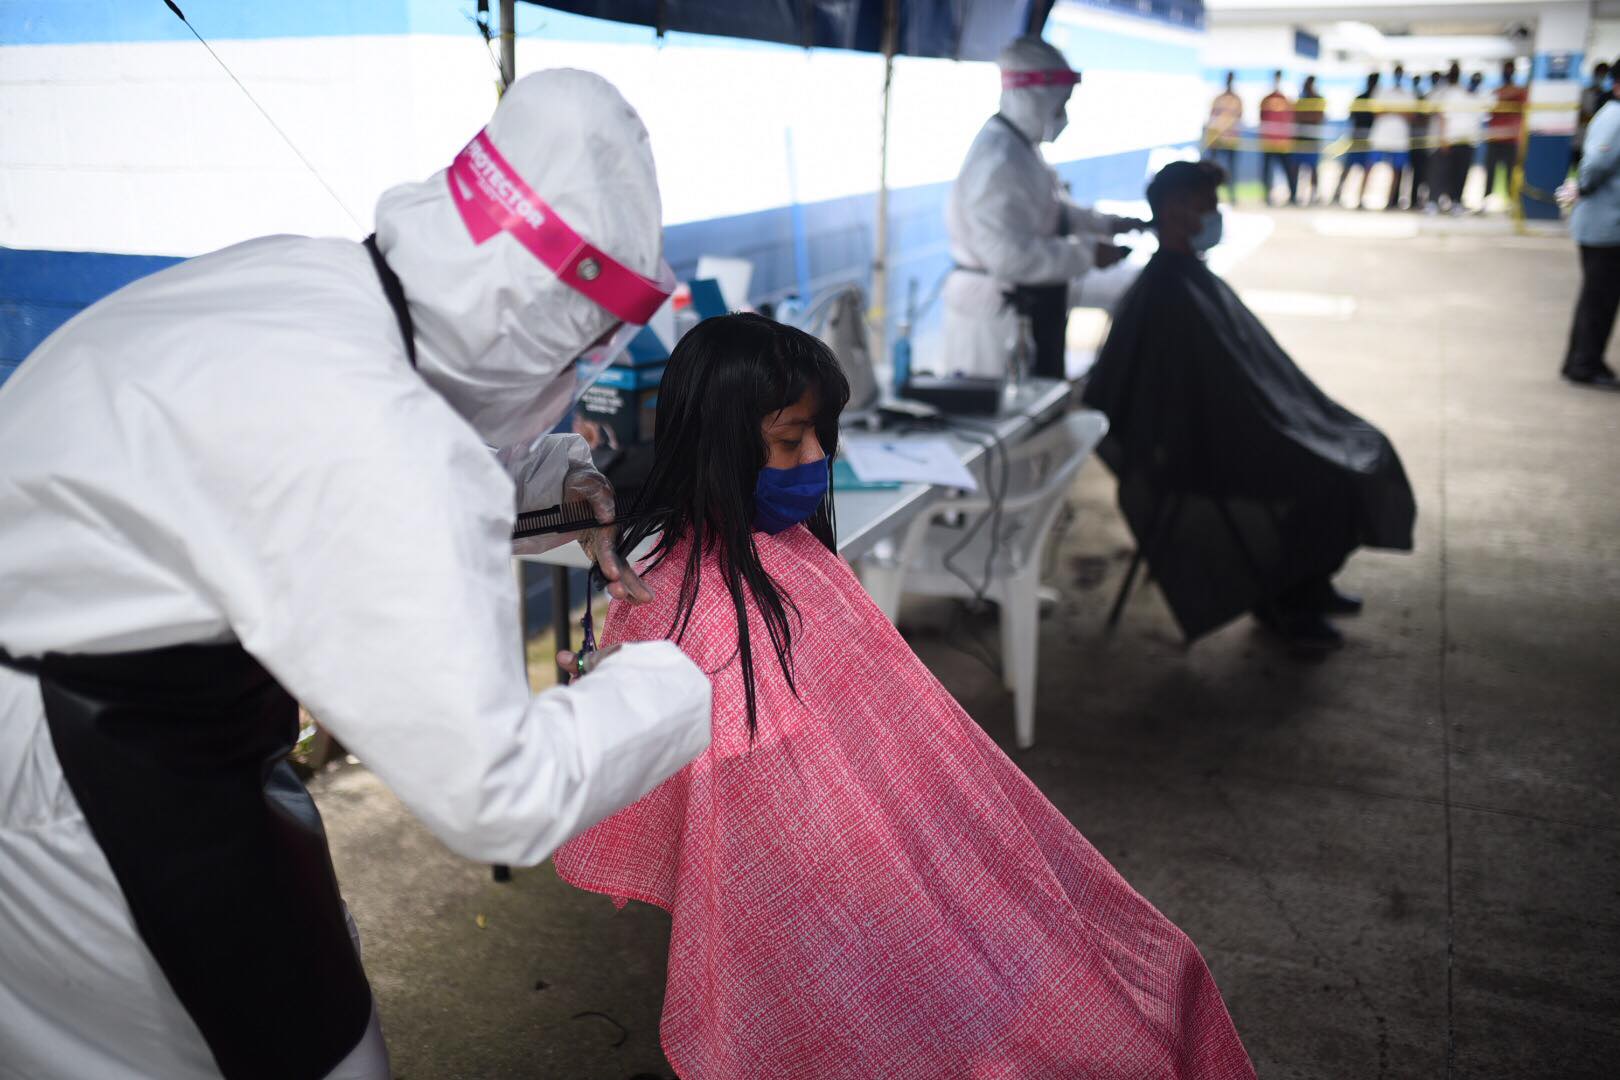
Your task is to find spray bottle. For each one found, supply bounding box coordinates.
[892,277,918,396]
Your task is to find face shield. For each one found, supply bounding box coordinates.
[1047,100,1071,142]
[1001,67,1080,143]
[446,128,675,429]
[570,259,678,395]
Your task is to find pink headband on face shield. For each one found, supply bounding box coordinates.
[1001,69,1080,89]
[447,128,672,325]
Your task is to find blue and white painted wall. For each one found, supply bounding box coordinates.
[1522,2,1587,220]
[1,0,1206,383]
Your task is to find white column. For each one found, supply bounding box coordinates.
[1525,2,1592,219]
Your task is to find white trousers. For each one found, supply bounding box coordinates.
[328,908,393,1080]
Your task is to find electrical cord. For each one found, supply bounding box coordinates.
[865,411,1027,682]
[1043,500,1076,582]
[161,1,364,231]
[465,5,508,82]
[938,418,1010,609]
[865,413,1004,677]
[935,415,1015,680]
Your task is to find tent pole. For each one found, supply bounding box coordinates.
[1026,0,1051,36]
[872,0,899,367]
[499,0,516,90]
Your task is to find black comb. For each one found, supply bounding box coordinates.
[512,496,667,540]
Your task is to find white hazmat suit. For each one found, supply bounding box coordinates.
[0,70,710,1080]
[942,37,1140,379]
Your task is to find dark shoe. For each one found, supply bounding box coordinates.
[1255,607,1345,651]
[1320,586,1364,616]
[1302,577,1364,616]
[1563,368,1620,390]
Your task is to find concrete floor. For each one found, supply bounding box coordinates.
[315,210,1620,1079]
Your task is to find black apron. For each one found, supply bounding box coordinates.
[1004,282,1069,381]
[0,235,418,1079]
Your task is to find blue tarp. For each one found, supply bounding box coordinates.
[525,0,1050,61]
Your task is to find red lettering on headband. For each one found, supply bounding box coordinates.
[447,129,671,325]
[1002,69,1080,89]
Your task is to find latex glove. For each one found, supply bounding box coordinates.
[502,434,590,557]
[555,643,622,680]
[562,462,654,604]
[1556,179,1580,210]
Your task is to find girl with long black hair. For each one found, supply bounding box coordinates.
[607,311,846,736]
[556,313,1252,1080]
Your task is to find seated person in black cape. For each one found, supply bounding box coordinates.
[1082,160,1415,649]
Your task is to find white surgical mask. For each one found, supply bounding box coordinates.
[1190,210,1223,254]
[1044,105,1069,142]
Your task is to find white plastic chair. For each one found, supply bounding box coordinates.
[858,410,1109,749]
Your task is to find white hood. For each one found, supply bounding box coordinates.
[996,36,1075,144]
[375,69,663,447]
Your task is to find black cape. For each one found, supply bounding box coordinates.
[1082,251,1415,640]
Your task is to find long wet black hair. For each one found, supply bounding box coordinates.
[617,312,850,736]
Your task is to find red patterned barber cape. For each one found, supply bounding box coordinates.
[555,526,1254,1080]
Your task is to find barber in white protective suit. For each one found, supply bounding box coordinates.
[0,71,711,1080]
[943,36,1148,380]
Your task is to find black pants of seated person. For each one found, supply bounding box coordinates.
[1274,574,1339,615]
[1260,488,1355,617]
[1564,244,1620,380]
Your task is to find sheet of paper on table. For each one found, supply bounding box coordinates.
[840,436,978,492]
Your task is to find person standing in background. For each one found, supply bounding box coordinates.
[1463,69,1482,190]
[1409,73,1434,211]
[1429,69,1451,204]
[1294,75,1325,204]
[1485,59,1527,208]
[1370,64,1414,209]
[1206,71,1243,204]
[1575,61,1610,168]
[1562,77,1620,389]
[1465,71,1488,206]
[1332,73,1380,209]
[1437,63,1480,213]
[1259,71,1299,207]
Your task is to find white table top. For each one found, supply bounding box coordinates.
[833,377,1073,561]
[520,377,1074,569]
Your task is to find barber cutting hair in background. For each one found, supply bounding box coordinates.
[943,36,1147,380]
[0,70,711,1080]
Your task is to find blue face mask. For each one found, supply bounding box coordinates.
[1190,210,1223,253]
[753,458,828,535]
